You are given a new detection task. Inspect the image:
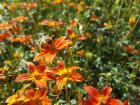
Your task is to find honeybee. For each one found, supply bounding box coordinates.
[39,35,55,49]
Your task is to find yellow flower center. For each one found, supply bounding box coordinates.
[48,21,55,27]
[98,96,107,105]
[69,33,76,40]
[59,68,70,75]
[32,71,42,80]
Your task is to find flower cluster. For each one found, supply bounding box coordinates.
[83,86,129,105]
[6,35,129,105]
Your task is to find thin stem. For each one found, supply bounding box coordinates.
[115,0,124,29]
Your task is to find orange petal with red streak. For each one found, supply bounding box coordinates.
[101,86,112,97]
[15,73,32,82]
[84,86,100,100]
[26,62,36,72]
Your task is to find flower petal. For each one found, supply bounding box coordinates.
[36,64,46,73]
[26,62,36,72]
[46,73,56,80]
[34,51,48,61]
[56,77,67,91]
[84,86,100,100]
[15,73,32,82]
[54,36,72,50]
[25,88,36,98]
[34,79,47,89]
[124,99,130,105]
[69,66,80,71]
[56,40,72,50]
[77,35,87,40]
[83,98,98,105]
[53,0,64,5]
[39,89,47,99]
[108,98,124,105]
[57,60,65,69]
[44,53,56,64]
[83,99,93,105]
[70,72,84,82]
[101,86,112,97]
[42,97,52,105]
[54,36,66,46]
[45,67,58,74]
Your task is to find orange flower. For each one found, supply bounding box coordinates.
[0,33,10,42]
[52,0,64,5]
[123,45,139,55]
[0,22,11,30]
[67,1,88,13]
[76,50,85,57]
[12,16,28,23]
[90,15,100,21]
[9,21,22,34]
[11,25,22,35]
[69,20,79,27]
[6,85,52,105]
[67,29,87,40]
[109,98,130,105]
[11,35,32,44]
[6,84,30,105]
[40,20,64,27]
[19,3,38,11]
[83,86,129,105]
[9,3,16,12]
[34,36,72,63]
[24,88,52,105]
[0,68,6,80]
[50,60,84,91]
[15,62,55,88]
